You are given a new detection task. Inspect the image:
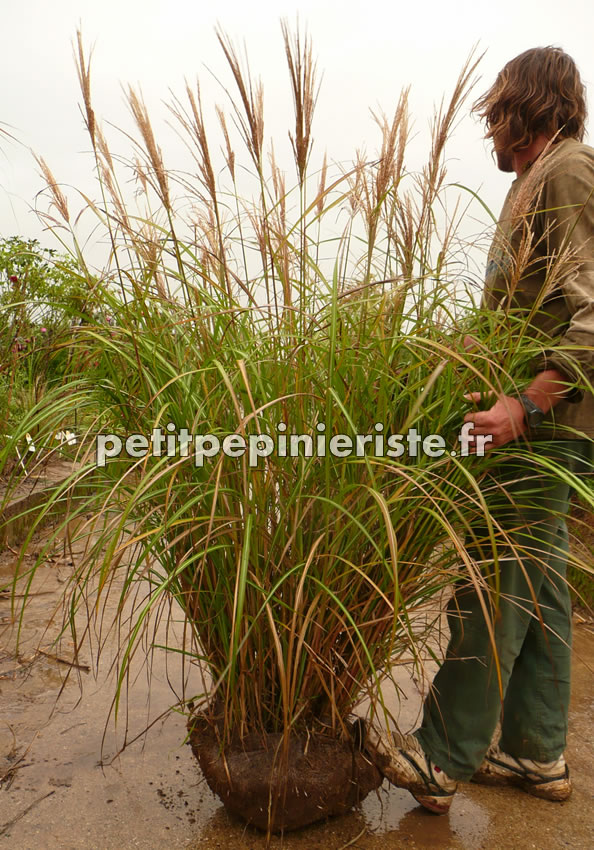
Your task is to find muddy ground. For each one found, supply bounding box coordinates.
[0,517,592,850]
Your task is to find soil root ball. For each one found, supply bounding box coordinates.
[188,714,383,832]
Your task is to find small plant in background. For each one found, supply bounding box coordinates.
[4,22,593,836]
[0,236,93,437]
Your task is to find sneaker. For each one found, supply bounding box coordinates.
[359,721,457,814]
[473,745,571,801]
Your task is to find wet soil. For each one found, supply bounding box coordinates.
[188,715,382,832]
[0,524,592,849]
[0,458,80,548]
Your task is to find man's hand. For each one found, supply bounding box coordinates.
[462,369,568,452]
[463,392,527,451]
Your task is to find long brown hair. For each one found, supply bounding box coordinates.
[472,47,587,151]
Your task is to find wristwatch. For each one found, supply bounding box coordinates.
[519,393,546,430]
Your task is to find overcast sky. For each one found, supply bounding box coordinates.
[2,0,594,271]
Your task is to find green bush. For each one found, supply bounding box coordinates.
[0,236,96,433]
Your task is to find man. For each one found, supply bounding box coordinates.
[362,46,594,814]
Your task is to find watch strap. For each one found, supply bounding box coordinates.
[519,393,546,429]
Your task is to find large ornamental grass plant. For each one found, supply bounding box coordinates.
[2,24,593,784]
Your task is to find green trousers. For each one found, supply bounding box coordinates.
[416,440,593,781]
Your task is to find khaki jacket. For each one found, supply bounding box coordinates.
[483,137,594,438]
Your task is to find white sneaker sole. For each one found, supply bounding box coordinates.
[473,759,572,801]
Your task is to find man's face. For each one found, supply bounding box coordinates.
[492,130,514,173]
[495,148,514,173]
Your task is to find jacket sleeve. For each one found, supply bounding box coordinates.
[532,149,594,402]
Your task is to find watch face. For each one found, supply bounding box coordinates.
[521,395,545,428]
